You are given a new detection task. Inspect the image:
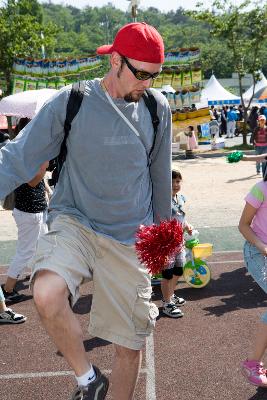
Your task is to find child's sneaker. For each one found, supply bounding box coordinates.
[1,284,24,303]
[171,294,186,306]
[162,302,184,318]
[0,308,27,324]
[241,359,267,387]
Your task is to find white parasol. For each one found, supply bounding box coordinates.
[0,88,58,119]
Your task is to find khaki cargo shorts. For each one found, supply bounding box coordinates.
[30,215,159,350]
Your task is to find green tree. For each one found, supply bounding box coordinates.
[0,0,58,94]
[188,0,267,144]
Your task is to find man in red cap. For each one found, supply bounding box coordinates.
[97,22,165,102]
[0,22,172,399]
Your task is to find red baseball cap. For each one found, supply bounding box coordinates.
[258,114,266,120]
[97,22,164,64]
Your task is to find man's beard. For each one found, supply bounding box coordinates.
[117,64,145,102]
[124,91,144,103]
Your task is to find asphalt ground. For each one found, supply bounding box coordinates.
[1,135,267,399]
[1,251,267,400]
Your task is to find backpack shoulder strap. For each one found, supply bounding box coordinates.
[64,81,85,135]
[142,90,160,158]
[59,80,86,163]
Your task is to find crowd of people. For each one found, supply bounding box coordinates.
[0,21,267,400]
[209,104,242,138]
[209,104,267,177]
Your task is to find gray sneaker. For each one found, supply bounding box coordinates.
[71,366,109,400]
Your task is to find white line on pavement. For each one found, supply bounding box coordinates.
[146,332,156,400]
[0,371,75,379]
[0,368,149,380]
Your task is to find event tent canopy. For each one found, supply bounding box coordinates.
[200,74,240,105]
[253,86,267,101]
[242,72,267,102]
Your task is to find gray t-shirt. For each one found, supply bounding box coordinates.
[0,79,172,244]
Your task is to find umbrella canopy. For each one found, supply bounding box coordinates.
[0,88,58,119]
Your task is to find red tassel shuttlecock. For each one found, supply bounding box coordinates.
[135,219,184,274]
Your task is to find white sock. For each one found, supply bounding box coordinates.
[76,365,96,387]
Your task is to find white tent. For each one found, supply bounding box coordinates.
[242,72,267,101]
[200,74,240,105]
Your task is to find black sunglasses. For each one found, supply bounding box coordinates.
[122,56,161,81]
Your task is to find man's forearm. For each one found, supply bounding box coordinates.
[242,154,267,162]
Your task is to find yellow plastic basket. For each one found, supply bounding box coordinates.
[192,243,213,258]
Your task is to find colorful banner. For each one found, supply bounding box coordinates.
[189,89,201,104]
[172,69,182,89]
[166,93,176,112]
[0,78,7,94]
[36,81,47,90]
[208,99,240,105]
[165,48,200,65]
[11,60,104,94]
[152,75,163,88]
[12,78,26,93]
[12,55,101,77]
[181,90,190,107]
[182,70,192,87]
[25,80,37,91]
[174,92,183,109]
[162,69,173,86]
[155,65,202,90]
[191,69,202,83]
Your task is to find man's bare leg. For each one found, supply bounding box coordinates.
[110,344,142,400]
[33,270,90,376]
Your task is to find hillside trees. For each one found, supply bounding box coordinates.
[0,0,58,94]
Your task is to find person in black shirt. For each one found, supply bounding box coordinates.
[1,118,50,302]
[220,106,227,136]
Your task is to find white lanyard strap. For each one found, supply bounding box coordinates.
[102,84,140,137]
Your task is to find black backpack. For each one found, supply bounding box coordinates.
[48,81,160,186]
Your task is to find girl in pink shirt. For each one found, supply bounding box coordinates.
[239,178,267,387]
